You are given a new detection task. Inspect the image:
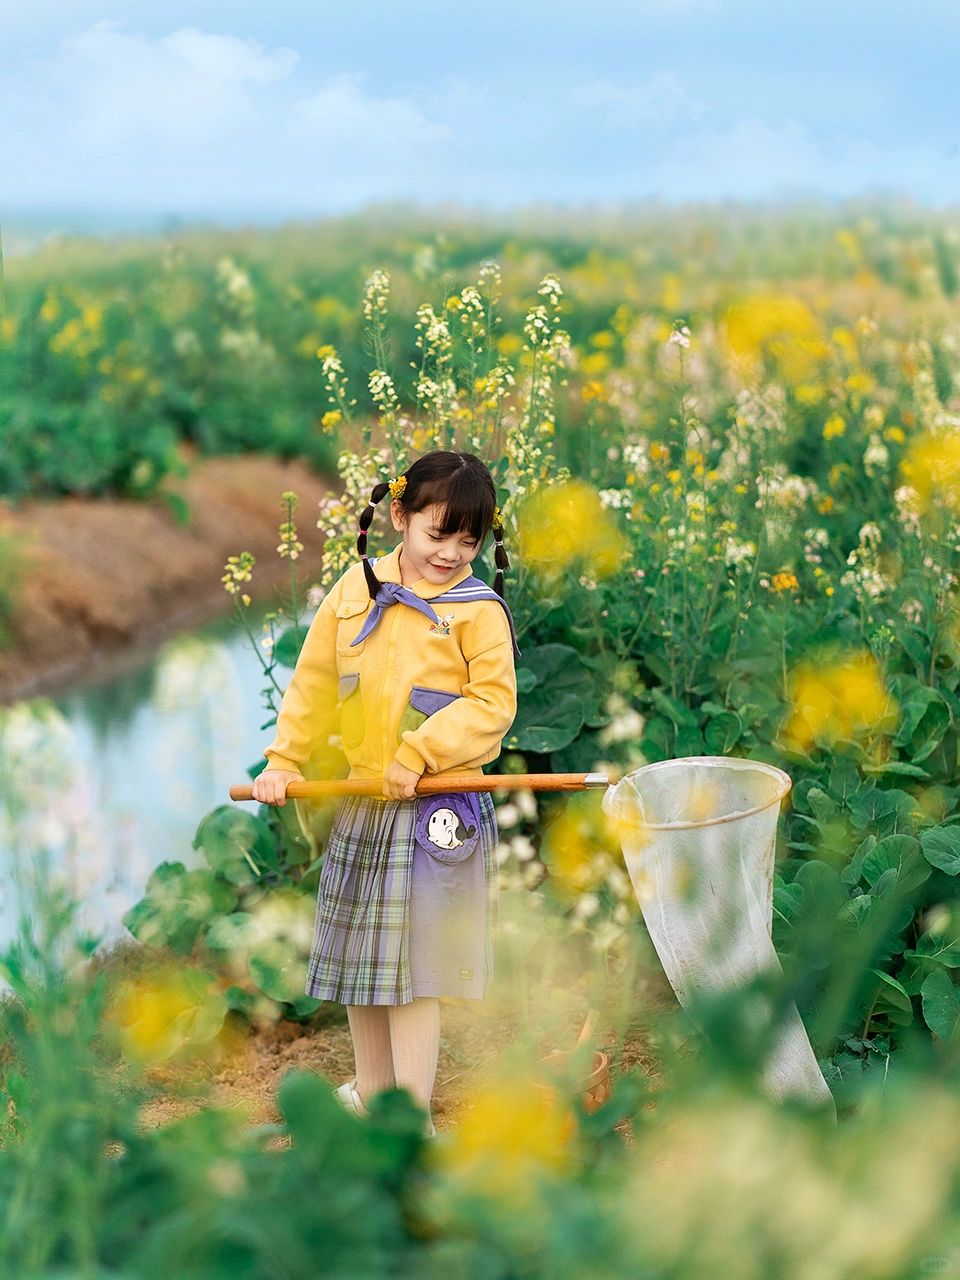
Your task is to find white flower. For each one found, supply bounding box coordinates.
[574,893,601,920]
[496,802,520,829]
[514,789,538,821]
[510,834,537,862]
[668,325,691,348]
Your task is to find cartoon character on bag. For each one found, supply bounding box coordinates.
[426,806,477,850]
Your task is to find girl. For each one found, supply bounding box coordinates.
[252,451,520,1137]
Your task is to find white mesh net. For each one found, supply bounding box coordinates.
[603,756,834,1111]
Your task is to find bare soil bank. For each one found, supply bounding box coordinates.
[0,446,336,703]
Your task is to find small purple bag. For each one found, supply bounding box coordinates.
[413,791,482,864]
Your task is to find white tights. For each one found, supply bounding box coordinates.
[346,997,441,1117]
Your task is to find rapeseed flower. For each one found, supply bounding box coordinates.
[781,648,897,753]
[517,480,628,579]
[900,427,960,516]
[722,294,829,386]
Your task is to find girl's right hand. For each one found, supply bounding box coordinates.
[251,769,303,806]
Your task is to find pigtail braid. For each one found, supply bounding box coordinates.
[357,480,391,598]
[492,518,509,600]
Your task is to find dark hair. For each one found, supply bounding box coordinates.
[357,450,510,600]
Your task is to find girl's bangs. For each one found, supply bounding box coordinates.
[418,473,494,542]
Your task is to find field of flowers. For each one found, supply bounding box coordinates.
[4,205,960,1275]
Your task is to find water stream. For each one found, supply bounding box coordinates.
[0,602,310,973]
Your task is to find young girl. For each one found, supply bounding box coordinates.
[252,451,520,1137]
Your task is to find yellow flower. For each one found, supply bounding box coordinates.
[884,426,906,444]
[107,969,226,1064]
[540,791,624,898]
[436,1077,577,1201]
[823,414,846,440]
[831,326,857,360]
[650,442,670,464]
[589,329,616,349]
[517,480,629,580]
[771,571,799,594]
[320,410,342,433]
[581,379,608,402]
[497,333,523,357]
[660,273,682,312]
[722,294,829,386]
[445,294,461,311]
[81,304,103,330]
[845,370,874,396]
[901,427,960,516]
[315,343,336,360]
[794,383,826,405]
[580,351,611,376]
[388,474,408,500]
[666,469,681,484]
[816,495,835,514]
[782,649,898,753]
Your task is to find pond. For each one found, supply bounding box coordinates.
[0,601,313,976]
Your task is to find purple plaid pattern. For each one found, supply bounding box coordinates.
[305,790,499,1005]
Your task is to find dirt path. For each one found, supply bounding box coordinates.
[96,934,670,1141]
[0,445,337,703]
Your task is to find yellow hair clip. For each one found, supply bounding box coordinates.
[492,505,504,532]
[388,474,407,500]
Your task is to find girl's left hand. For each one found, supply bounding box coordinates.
[383,759,422,800]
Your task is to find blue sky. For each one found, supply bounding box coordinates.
[4,0,960,219]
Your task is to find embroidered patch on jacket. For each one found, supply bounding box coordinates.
[428,611,455,637]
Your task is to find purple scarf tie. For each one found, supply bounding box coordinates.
[350,568,522,657]
[350,582,441,647]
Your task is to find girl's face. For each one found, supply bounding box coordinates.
[391,500,483,587]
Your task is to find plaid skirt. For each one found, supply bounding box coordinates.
[305,791,499,1006]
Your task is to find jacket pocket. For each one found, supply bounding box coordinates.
[335,599,371,654]
[398,684,462,741]
[337,672,364,750]
[414,791,482,864]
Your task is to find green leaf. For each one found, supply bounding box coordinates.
[508,690,584,754]
[921,969,960,1040]
[861,760,931,779]
[704,710,743,753]
[193,805,278,884]
[274,623,309,669]
[205,911,257,952]
[649,686,698,727]
[841,834,877,885]
[920,825,960,875]
[807,786,839,825]
[862,834,929,893]
[904,931,960,967]
[515,667,538,693]
[867,967,913,1012]
[249,941,310,1005]
[121,862,237,953]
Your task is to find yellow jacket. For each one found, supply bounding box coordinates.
[262,544,518,781]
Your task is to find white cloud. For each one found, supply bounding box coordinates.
[289,72,452,159]
[575,71,707,129]
[13,19,298,150]
[640,115,954,201]
[0,22,457,210]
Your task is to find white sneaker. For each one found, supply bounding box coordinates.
[334,1080,436,1138]
[332,1079,369,1117]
